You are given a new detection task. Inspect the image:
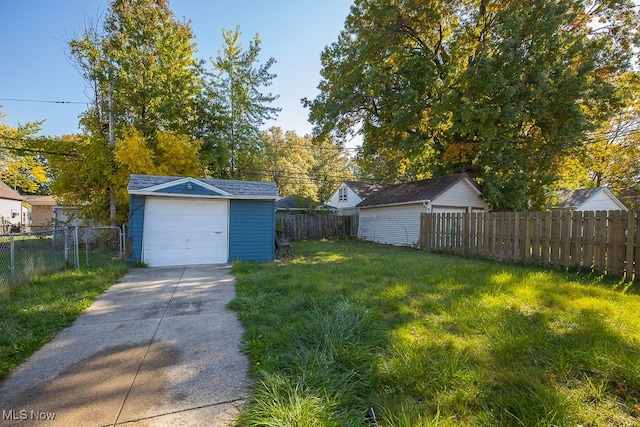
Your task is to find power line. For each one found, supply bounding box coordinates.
[0,144,80,157]
[0,97,87,105]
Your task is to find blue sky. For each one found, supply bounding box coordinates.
[0,0,353,137]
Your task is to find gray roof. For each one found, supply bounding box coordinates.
[357,173,478,208]
[555,187,626,210]
[555,188,603,208]
[127,174,279,197]
[344,181,387,199]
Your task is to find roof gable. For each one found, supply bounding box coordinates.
[127,174,279,199]
[356,173,481,208]
[0,180,25,201]
[555,187,627,210]
[140,177,232,197]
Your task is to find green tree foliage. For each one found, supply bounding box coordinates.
[557,71,640,209]
[63,0,203,223]
[46,129,203,223]
[45,133,114,222]
[309,135,356,203]
[71,0,201,139]
[253,127,355,201]
[0,109,48,194]
[201,26,280,178]
[306,0,639,210]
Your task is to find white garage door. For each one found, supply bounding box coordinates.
[143,197,229,267]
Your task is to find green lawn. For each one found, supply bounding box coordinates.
[230,240,640,426]
[0,264,129,380]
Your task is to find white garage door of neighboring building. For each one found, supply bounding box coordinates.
[143,197,229,267]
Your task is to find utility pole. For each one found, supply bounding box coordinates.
[108,80,117,226]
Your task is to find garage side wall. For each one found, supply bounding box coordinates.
[358,203,429,247]
[229,200,275,262]
[128,195,146,262]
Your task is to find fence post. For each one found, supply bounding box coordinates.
[9,234,15,287]
[121,224,126,261]
[625,210,635,281]
[85,227,90,267]
[74,226,80,269]
[64,226,69,264]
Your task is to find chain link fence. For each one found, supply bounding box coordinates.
[0,226,124,289]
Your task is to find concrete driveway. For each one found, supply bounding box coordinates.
[0,265,250,426]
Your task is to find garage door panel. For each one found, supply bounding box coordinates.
[143,197,229,266]
[146,216,225,233]
[143,232,226,249]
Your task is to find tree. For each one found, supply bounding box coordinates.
[0,109,48,194]
[557,71,640,208]
[64,0,203,223]
[71,0,202,139]
[308,135,356,203]
[45,129,204,223]
[45,133,115,222]
[201,26,280,178]
[252,127,355,201]
[306,0,639,210]
[113,128,204,209]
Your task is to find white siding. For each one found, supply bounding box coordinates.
[326,184,362,209]
[0,199,24,226]
[358,204,428,247]
[579,190,626,211]
[431,180,488,210]
[357,179,489,247]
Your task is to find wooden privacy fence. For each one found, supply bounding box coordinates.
[277,214,357,241]
[420,210,640,279]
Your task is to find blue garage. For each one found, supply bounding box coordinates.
[127,174,278,266]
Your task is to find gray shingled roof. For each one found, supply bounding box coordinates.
[555,187,606,208]
[357,173,477,208]
[127,174,279,197]
[344,181,388,199]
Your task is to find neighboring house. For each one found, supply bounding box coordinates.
[0,180,26,232]
[326,181,387,214]
[276,195,335,214]
[26,195,55,229]
[553,187,627,211]
[27,195,85,230]
[357,173,489,247]
[127,174,279,267]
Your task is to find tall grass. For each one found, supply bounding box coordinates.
[230,240,640,426]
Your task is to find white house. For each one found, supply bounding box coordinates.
[553,187,627,211]
[357,173,489,247]
[0,180,26,232]
[326,181,387,214]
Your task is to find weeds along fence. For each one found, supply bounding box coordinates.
[420,210,640,280]
[277,214,358,241]
[0,226,124,288]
